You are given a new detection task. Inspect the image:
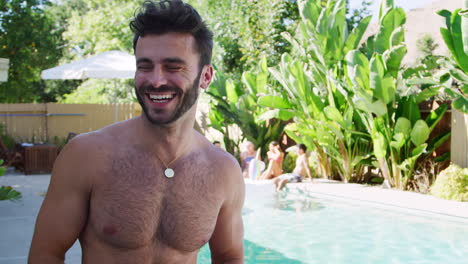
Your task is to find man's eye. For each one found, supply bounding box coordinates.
[137,65,152,70]
[166,66,182,71]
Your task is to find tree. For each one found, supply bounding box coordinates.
[417,34,439,58]
[0,0,64,102]
[50,0,138,103]
[194,0,299,78]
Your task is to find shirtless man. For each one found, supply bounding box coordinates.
[273,144,312,191]
[28,1,245,263]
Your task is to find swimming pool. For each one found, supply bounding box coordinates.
[197,183,468,263]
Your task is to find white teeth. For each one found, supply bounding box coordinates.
[149,94,174,100]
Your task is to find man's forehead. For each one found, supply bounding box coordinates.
[136,33,198,56]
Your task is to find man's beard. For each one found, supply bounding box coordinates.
[135,72,201,126]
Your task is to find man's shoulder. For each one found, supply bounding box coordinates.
[60,119,138,163]
[70,118,137,147]
[194,136,241,178]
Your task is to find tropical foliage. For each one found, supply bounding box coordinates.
[207,57,289,158]
[249,0,451,189]
[436,4,468,113]
[0,0,464,191]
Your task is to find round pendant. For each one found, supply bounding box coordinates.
[164,168,175,178]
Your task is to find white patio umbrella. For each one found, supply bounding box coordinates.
[41,50,136,122]
[41,50,135,80]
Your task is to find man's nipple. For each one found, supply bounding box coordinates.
[103,225,118,236]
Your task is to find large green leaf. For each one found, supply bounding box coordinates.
[257,109,295,122]
[299,0,321,26]
[440,27,458,63]
[257,95,293,109]
[450,9,468,72]
[375,8,406,54]
[395,96,421,125]
[449,67,468,83]
[452,95,468,113]
[370,54,385,99]
[373,131,387,159]
[390,26,405,47]
[391,133,406,150]
[414,87,441,104]
[356,97,388,117]
[411,143,427,158]
[437,9,453,30]
[344,15,372,53]
[242,72,257,95]
[256,72,268,94]
[425,103,449,133]
[345,50,370,89]
[378,0,394,21]
[394,117,411,135]
[384,44,407,78]
[381,75,396,104]
[406,78,439,86]
[260,56,268,73]
[462,84,468,94]
[400,143,427,171]
[426,130,451,153]
[225,79,239,104]
[461,6,468,54]
[410,120,430,146]
[324,106,345,127]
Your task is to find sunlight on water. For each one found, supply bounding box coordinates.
[197,183,468,264]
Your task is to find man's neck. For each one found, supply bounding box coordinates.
[137,111,197,160]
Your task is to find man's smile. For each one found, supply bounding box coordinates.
[147,92,177,104]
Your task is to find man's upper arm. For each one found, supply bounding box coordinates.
[29,136,94,263]
[209,159,245,264]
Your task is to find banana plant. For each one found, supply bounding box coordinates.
[344,0,449,189]
[260,54,334,179]
[207,70,242,157]
[207,58,289,159]
[256,0,373,182]
[436,4,468,113]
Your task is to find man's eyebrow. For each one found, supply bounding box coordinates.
[136,57,153,64]
[162,57,187,65]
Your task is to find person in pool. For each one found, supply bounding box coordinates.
[240,141,257,178]
[259,141,284,180]
[274,143,312,191]
[28,1,245,263]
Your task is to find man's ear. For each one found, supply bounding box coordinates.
[199,65,213,90]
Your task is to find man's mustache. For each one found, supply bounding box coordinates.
[140,85,183,95]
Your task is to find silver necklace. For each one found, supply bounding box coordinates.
[154,152,182,178]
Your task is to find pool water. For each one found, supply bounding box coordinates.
[197,183,468,264]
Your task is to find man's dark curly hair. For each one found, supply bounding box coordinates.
[130,0,213,68]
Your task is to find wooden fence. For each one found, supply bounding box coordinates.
[0,103,141,143]
[0,103,466,167]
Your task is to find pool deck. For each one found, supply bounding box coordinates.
[0,172,467,263]
[273,179,468,221]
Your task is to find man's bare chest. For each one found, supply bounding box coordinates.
[85,155,224,252]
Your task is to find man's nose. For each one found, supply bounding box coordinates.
[150,66,168,88]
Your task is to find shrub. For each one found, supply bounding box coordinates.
[430,164,468,202]
[0,160,22,201]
